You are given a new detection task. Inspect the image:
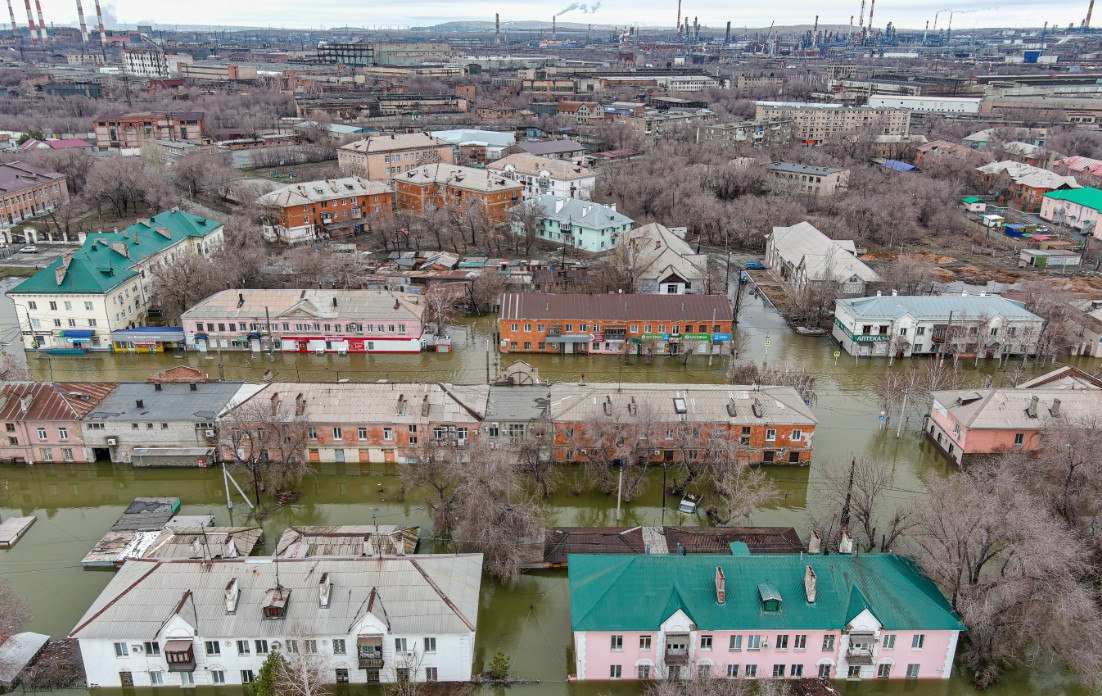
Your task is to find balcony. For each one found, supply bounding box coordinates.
[664,650,689,666]
[846,648,875,665]
[164,641,196,673]
[358,635,384,669]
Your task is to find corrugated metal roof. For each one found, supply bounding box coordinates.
[70,554,483,640]
[528,195,633,230]
[837,294,1041,322]
[0,382,116,422]
[931,387,1102,430]
[87,382,243,422]
[485,385,550,422]
[499,293,732,321]
[274,526,419,558]
[569,553,965,632]
[256,177,391,207]
[230,382,487,425]
[182,289,424,322]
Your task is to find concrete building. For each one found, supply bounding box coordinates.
[0,382,116,464]
[337,133,455,180]
[393,164,522,223]
[867,94,982,114]
[519,195,633,253]
[177,62,259,82]
[767,163,849,197]
[516,140,587,160]
[93,111,205,151]
[697,120,794,147]
[81,381,243,465]
[623,223,709,295]
[121,50,193,78]
[430,129,516,164]
[488,154,596,201]
[765,222,880,296]
[977,161,1080,213]
[753,102,910,144]
[295,93,467,121]
[569,551,964,681]
[0,161,69,227]
[832,294,1044,359]
[317,41,452,66]
[181,289,427,354]
[256,177,393,244]
[1040,188,1102,235]
[69,553,482,687]
[498,293,733,356]
[8,211,224,351]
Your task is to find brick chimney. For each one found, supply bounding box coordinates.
[715,566,726,604]
[804,566,817,603]
[839,528,854,554]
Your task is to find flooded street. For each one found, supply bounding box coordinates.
[0,290,1097,696]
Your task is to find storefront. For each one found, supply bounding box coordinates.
[110,328,187,353]
[278,335,422,354]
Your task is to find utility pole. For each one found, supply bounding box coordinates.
[839,457,856,529]
[264,306,275,355]
[896,389,909,438]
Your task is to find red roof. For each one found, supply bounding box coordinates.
[0,382,116,422]
[499,292,732,321]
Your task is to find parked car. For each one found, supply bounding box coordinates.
[20,246,38,253]
[744,261,765,270]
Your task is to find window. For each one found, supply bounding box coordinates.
[119,672,133,687]
[49,301,57,311]
[818,664,831,679]
[85,301,94,310]
[877,663,892,678]
[394,638,407,653]
[358,427,367,441]
[700,635,713,650]
[822,635,835,651]
[729,635,742,651]
[848,665,862,678]
[285,640,298,653]
[882,635,896,650]
[790,430,802,442]
[383,428,393,441]
[27,301,35,310]
[640,636,652,650]
[37,427,46,440]
[336,668,349,683]
[745,665,758,678]
[304,640,317,654]
[211,671,225,684]
[420,636,436,653]
[524,323,532,332]
[1014,432,1025,446]
[610,665,622,679]
[610,635,623,651]
[697,664,711,678]
[794,635,806,650]
[425,667,438,682]
[149,671,164,686]
[114,642,128,657]
[906,664,920,679]
[236,640,250,655]
[766,428,776,442]
[255,640,269,654]
[638,665,651,679]
[204,641,219,656]
[367,670,380,683]
[775,635,789,650]
[727,664,740,678]
[396,668,410,682]
[144,641,160,656]
[308,427,317,440]
[511,323,518,332]
[771,664,784,678]
[791,664,803,677]
[911,634,925,649]
[241,670,256,684]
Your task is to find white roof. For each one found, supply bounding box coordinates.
[625,223,708,282]
[837,294,1042,322]
[527,194,633,230]
[769,222,880,284]
[431,129,516,148]
[977,161,1080,191]
[931,388,1102,430]
[229,382,488,425]
[256,177,391,207]
[69,554,483,640]
[182,289,425,323]
[340,132,448,153]
[395,163,522,194]
[487,153,594,181]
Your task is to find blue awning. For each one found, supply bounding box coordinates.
[61,329,95,338]
[247,332,262,340]
[194,333,208,340]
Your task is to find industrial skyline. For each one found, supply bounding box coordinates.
[14,0,1091,32]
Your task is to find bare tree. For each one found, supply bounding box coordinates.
[507,199,544,256]
[814,457,915,553]
[83,156,175,218]
[275,636,332,696]
[223,393,312,506]
[466,270,504,316]
[711,461,780,525]
[727,362,816,403]
[171,151,236,199]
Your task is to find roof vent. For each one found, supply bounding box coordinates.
[715,566,726,604]
[839,528,854,554]
[136,399,144,409]
[751,398,763,418]
[1050,398,1061,417]
[318,572,332,609]
[224,578,240,614]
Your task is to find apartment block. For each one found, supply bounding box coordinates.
[753,102,910,144]
[337,133,455,180]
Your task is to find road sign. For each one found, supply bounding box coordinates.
[834,350,841,358]
[764,340,772,347]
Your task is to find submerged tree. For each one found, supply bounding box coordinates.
[223,390,312,506]
[812,457,915,553]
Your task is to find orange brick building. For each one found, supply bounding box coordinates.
[393,163,522,223]
[0,161,69,226]
[256,176,393,244]
[498,293,734,356]
[93,110,205,150]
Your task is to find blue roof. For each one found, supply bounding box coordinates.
[880,159,920,172]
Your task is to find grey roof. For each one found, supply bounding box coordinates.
[527,194,633,231]
[769,222,880,284]
[517,139,585,156]
[275,526,419,558]
[431,129,516,148]
[769,162,844,176]
[625,223,708,282]
[0,161,65,195]
[86,382,244,422]
[931,388,1102,430]
[229,382,487,425]
[0,632,49,688]
[69,554,483,640]
[485,385,551,422]
[836,294,1042,322]
[143,527,264,560]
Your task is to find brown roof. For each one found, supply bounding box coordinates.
[0,382,116,422]
[499,292,732,321]
[536,526,805,567]
[0,161,65,194]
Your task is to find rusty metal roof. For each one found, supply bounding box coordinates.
[499,293,732,321]
[0,382,117,423]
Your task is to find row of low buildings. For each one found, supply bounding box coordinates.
[0,372,817,468]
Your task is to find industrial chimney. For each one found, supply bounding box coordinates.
[22,0,34,44]
[552,14,556,40]
[5,0,16,38]
[724,20,730,44]
[33,0,44,41]
[95,0,105,45]
[867,0,875,35]
[1087,0,1096,29]
[495,12,500,44]
[76,0,88,42]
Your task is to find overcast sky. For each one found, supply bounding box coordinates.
[56,1,1078,30]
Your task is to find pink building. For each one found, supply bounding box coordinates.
[569,550,964,682]
[927,387,1102,466]
[0,382,116,464]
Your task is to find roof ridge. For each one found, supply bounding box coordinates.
[409,557,476,631]
[69,560,163,638]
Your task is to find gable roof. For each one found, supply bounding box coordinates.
[256,177,391,207]
[487,153,594,180]
[0,382,117,422]
[10,210,222,295]
[69,554,483,640]
[339,132,448,153]
[85,381,244,422]
[930,387,1102,430]
[1043,187,1102,211]
[499,293,731,321]
[978,160,1080,191]
[0,160,65,193]
[517,139,585,156]
[769,222,880,284]
[625,223,708,281]
[836,294,1041,322]
[569,553,965,632]
[395,163,522,194]
[527,194,633,230]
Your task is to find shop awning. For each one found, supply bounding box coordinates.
[132,447,214,467]
[194,333,208,340]
[247,332,262,340]
[546,335,592,344]
[61,329,94,342]
[110,328,186,343]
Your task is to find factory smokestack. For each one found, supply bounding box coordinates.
[923,19,929,42]
[494,12,500,44]
[867,0,875,35]
[33,0,43,40]
[813,14,819,47]
[1087,0,1096,28]
[858,0,866,40]
[76,0,88,42]
[95,0,105,45]
[22,0,34,44]
[675,0,681,37]
[5,0,15,38]
[552,14,556,40]
[724,20,730,44]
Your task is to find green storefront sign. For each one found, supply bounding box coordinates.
[640,333,669,341]
[681,333,711,340]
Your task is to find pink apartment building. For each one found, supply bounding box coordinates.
[0,382,116,464]
[569,550,964,682]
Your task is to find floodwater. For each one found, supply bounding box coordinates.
[0,291,1097,696]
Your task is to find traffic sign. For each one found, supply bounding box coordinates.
[834,350,840,357]
[764,340,772,347]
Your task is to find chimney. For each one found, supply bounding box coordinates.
[18,393,32,412]
[839,528,854,554]
[891,289,897,296]
[318,572,332,608]
[804,566,817,603]
[421,394,430,417]
[224,578,240,614]
[269,391,281,415]
[807,531,821,554]
[397,394,406,414]
[1051,398,1061,417]
[136,399,144,409]
[295,392,306,416]
[1026,395,1039,418]
[237,292,244,308]
[715,566,726,604]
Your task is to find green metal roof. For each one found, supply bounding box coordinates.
[1043,187,1102,211]
[962,196,982,204]
[568,553,965,633]
[9,210,221,296]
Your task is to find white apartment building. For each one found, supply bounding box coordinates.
[7,210,224,351]
[70,554,483,688]
[867,94,982,114]
[121,50,193,78]
[753,101,911,143]
[487,153,596,201]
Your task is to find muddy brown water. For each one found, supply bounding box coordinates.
[0,290,1095,695]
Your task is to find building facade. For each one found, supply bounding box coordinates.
[569,552,964,681]
[8,210,225,351]
[977,160,1080,213]
[337,133,455,180]
[753,102,910,144]
[121,50,193,78]
[93,111,206,150]
[765,222,880,296]
[181,289,426,354]
[488,154,596,201]
[256,177,393,244]
[498,293,733,356]
[393,164,522,223]
[0,382,116,464]
[623,223,708,295]
[767,164,849,197]
[832,294,1044,359]
[1040,188,1102,235]
[867,94,982,114]
[70,553,481,688]
[0,161,69,227]
[519,195,633,253]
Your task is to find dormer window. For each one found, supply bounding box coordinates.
[758,582,782,612]
[263,587,291,619]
